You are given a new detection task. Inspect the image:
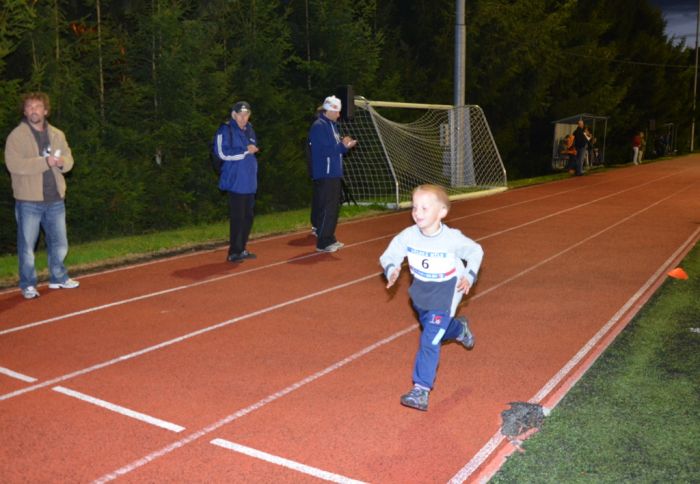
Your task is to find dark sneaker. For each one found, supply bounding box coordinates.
[227,253,244,262]
[456,316,475,350]
[400,386,429,411]
[228,250,256,262]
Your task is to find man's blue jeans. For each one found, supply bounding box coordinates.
[15,200,69,289]
[575,147,586,175]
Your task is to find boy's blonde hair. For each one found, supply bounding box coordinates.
[412,184,450,211]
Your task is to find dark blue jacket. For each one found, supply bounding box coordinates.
[213,121,258,194]
[308,113,348,180]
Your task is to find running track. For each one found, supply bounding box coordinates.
[1,157,698,483]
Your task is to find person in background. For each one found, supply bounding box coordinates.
[583,126,593,168]
[631,131,642,165]
[380,184,484,411]
[572,119,588,176]
[562,132,577,175]
[4,92,79,299]
[307,95,357,252]
[213,101,260,263]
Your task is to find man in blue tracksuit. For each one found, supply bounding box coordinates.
[307,95,357,253]
[213,101,259,262]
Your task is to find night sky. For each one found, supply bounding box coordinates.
[649,0,699,44]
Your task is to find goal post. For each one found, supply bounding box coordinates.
[338,96,507,208]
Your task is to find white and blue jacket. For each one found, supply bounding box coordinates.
[213,121,258,194]
[308,113,348,180]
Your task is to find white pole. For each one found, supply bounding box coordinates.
[691,0,699,152]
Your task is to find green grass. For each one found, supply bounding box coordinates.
[0,170,618,286]
[491,244,700,483]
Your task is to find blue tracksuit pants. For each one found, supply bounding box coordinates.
[412,305,465,389]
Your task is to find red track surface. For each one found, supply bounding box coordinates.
[1,157,698,483]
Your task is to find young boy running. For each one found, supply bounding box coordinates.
[380,184,484,411]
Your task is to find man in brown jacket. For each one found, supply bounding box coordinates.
[4,92,79,299]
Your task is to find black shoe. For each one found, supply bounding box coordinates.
[227,253,244,263]
[227,250,256,263]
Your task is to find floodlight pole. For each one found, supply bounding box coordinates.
[452,0,468,186]
[454,0,466,107]
[691,0,699,152]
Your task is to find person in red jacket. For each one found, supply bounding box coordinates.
[632,132,642,165]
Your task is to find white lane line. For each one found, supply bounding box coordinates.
[210,438,367,484]
[53,386,185,433]
[1,182,692,402]
[1,182,692,404]
[0,366,38,382]
[530,229,700,405]
[466,168,684,240]
[92,325,415,483]
[91,184,696,482]
[0,250,322,337]
[2,167,672,337]
[448,225,700,483]
[469,185,693,299]
[0,272,381,402]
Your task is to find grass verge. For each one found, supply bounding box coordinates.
[0,169,610,287]
[491,244,700,482]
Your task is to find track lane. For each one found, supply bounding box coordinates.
[2,165,690,390]
[0,158,697,482]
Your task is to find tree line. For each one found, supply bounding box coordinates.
[0,0,695,254]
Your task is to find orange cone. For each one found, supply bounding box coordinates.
[668,267,688,280]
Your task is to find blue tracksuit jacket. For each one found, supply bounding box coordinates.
[213,121,258,194]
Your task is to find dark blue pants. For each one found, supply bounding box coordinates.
[313,178,341,249]
[575,147,586,175]
[227,192,255,255]
[411,306,464,389]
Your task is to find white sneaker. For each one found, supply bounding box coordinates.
[48,278,80,289]
[316,243,339,253]
[22,286,40,299]
[316,241,345,253]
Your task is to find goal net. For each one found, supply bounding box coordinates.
[339,97,507,207]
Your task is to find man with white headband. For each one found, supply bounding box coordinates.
[307,95,357,253]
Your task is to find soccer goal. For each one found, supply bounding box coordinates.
[339,96,507,208]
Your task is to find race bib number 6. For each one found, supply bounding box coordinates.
[407,247,456,280]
